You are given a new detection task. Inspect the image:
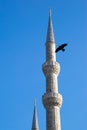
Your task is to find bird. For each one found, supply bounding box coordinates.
[55,43,68,53]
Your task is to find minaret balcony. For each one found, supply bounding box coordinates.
[42,92,62,108]
[42,61,60,76]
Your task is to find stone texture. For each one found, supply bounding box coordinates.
[42,93,62,107]
[42,61,60,76]
[46,42,56,61]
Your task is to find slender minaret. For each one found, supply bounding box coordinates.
[42,9,63,130]
[31,100,39,130]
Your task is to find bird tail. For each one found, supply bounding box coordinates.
[62,48,65,52]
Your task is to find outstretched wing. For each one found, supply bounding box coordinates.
[55,43,68,53]
[55,46,61,52]
[62,43,68,47]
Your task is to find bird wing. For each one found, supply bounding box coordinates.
[55,46,62,52]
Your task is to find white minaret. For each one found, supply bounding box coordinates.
[42,9,62,130]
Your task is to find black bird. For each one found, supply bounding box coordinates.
[55,43,68,53]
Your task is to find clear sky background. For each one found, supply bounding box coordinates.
[0,0,87,130]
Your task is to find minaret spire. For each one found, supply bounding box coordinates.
[46,8,55,43]
[32,100,39,130]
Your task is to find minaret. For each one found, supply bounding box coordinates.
[31,100,39,130]
[42,9,63,130]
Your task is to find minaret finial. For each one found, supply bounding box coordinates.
[34,99,36,106]
[31,100,39,130]
[46,8,55,43]
[49,8,51,17]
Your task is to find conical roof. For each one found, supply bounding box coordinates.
[32,100,39,130]
[46,9,55,43]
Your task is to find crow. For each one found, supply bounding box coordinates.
[55,43,68,53]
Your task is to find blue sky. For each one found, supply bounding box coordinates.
[0,0,87,130]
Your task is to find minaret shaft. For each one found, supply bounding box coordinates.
[42,9,62,130]
[46,107,61,130]
[46,73,58,93]
[46,42,56,62]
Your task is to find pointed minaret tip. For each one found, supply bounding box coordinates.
[49,8,51,17]
[31,100,39,130]
[46,8,55,43]
[34,99,36,107]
